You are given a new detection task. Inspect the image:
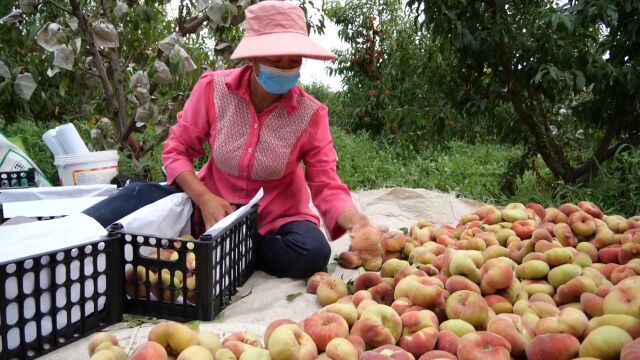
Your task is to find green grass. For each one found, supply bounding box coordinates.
[1,120,61,184]
[332,127,524,202]
[2,117,638,217]
[332,127,640,217]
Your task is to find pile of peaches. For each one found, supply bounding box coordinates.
[125,236,197,304]
[326,201,640,359]
[87,201,640,359]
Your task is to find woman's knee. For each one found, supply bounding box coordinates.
[259,221,332,278]
[290,244,330,278]
[306,233,331,265]
[286,223,331,276]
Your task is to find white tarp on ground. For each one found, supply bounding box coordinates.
[41,187,481,359]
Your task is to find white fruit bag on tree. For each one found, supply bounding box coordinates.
[0,132,52,186]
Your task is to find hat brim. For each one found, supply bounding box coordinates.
[230,32,337,61]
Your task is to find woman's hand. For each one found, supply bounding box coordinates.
[349,219,388,258]
[197,192,236,230]
[347,219,392,271]
[174,172,236,230]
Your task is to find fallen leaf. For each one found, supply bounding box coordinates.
[327,261,337,274]
[286,292,303,302]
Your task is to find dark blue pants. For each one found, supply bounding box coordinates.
[83,183,331,278]
[257,220,331,278]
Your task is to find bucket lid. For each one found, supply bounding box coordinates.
[54,150,119,166]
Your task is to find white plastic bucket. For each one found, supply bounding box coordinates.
[54,150,119,186]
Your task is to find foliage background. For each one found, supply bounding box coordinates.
[1,0,638,217]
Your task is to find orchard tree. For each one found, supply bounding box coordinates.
[0,0,325,175]
[406,0,640,185]
[326,0,513,147]
[326,0,450,137]
[0,0,256,159]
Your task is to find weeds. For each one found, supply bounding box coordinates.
[2,118,638,217]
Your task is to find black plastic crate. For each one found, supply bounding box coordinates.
[112,203,259,321]
[0,233,123,360]
[0,169,37,189]
[0,168,39,224]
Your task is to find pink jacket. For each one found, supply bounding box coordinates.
[162,65,356,240]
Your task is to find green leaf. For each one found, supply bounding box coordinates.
[184,320,201,332]
[286,292,303,302]
[399,227,408,235]
[548,66,560,82]
[551,13,560,31]
[559,14,572,32]
[327,261,338,274]
[122,313,160,328]
[346,279,355,294]
[230,285,253,302]
[532,68,546,84]
[575,70,585,90]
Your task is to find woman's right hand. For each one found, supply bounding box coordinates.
[174,172,236,230]
[349,219,387,258]
[197,192,236,230]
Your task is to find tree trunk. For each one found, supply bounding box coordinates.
[485,0,640,185]
[69,0,123,135]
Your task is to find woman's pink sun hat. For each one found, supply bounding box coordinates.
[230,1,336,61]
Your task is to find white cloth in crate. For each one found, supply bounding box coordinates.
[0,184,117,203]
[0,184,117,219]
[116,192,193,239]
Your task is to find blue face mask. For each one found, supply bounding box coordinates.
[256,64,301,95]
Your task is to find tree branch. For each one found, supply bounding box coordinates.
[69,0,123,135]
[178,5,247,37]
[573,110,636,180]
[498,40,573,181]
[141,128,170,157]
[603,133,640,158]
[41,0,73,14]
[127,135,142,156]
[593,109,623,160]
[123,52,135,71]
[578,133,640,183]
[484,0,576,182]
[109,48,131,145]
[122,117,138,147]
[77,66,99,78]
[95,0,130,144]
[179,14,208,36]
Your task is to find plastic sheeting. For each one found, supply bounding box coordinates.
[40,187,481,359]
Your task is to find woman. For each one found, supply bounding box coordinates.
[85,1,384,278]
